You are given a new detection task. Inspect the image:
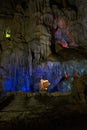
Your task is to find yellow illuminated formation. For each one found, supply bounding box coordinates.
[6,29,11,38]
[40,79,50,91]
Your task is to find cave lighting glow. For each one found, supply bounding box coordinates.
[6,29,11,38]
[3,73,31,92]
[2,61,85,93]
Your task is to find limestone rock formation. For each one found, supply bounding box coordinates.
[72,74,87,103]
[0,0,87,94]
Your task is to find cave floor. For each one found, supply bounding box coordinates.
[0,92,87,130]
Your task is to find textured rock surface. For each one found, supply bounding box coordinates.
[0,92,87,130]
[0,0,87,93]
[0,1,87,130]
[72,74,87,103]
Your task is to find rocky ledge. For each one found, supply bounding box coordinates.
[0,86,87,130]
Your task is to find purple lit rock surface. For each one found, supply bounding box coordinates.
[0,46,87,93]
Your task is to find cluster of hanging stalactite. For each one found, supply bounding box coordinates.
[27,0,49,13]
[1,0,87,94]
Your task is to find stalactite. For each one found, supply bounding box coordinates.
[34,0,36,12]
[44,0,46,6]
[62,0,68,8]
[28,0,49,13]
[31,0,34,13]
[28,48,32,77]
[37,0,39,12]
[39,0,42,12]
[35,0,44,12]
[31,1,35,13]
[41,0,44,12]
[36,0,38,12]
[42,0,45,10]
[39,0,42,11]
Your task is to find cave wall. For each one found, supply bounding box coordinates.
[0,0,87,93]
[0,0,87,56]
[0,0,87,52]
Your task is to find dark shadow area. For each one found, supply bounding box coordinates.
[0,92,87,130]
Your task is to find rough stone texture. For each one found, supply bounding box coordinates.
[0,0,87,94]
[0,1,87,130]
[0,92,87,130]
[72,74,87,103]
